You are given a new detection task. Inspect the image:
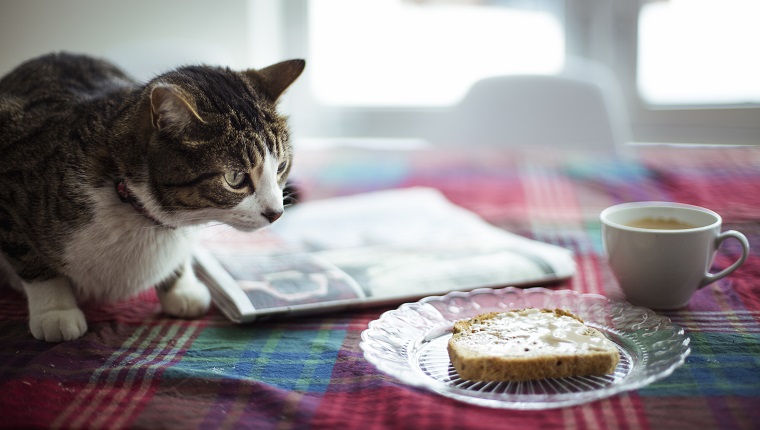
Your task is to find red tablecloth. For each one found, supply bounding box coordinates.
[1,144,759,429]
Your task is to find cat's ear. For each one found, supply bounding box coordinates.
[150,84,204,133]
[246,59,305,102]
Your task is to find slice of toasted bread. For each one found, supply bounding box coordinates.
[447,309,620,382]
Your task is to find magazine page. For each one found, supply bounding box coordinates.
[195,187,576,322]
[194,247,365,323]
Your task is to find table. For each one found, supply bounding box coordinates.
[1,144,759,429]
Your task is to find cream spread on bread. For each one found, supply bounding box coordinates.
[453,308,614,356]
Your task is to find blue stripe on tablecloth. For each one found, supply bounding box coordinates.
[165,322,348,394]
[638,331,760,397]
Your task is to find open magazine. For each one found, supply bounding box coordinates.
[194,187,576,323]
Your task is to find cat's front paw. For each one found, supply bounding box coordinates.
[30,308,88,342]
[158,277,211,319]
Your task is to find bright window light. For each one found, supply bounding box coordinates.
[308,0,564,106]
[638,0,760,106]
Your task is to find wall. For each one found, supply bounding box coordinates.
[0,0,254,81]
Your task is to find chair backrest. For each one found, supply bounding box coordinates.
[425,58,630,148]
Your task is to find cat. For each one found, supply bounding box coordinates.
[0,52,304,342]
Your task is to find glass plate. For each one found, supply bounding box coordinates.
[360,287,691,410]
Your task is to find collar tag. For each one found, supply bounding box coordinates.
[114,178,174,229]
[115,178,132,203]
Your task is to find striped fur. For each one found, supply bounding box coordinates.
[0,52,304,341]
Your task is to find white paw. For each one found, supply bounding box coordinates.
[30,308,88,342]
[159,278,211,318]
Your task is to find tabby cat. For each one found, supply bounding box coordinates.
[0,52,304,341]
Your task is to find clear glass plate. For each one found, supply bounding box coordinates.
[360,287,691,410]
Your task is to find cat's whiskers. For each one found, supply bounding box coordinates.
[197,224,237,240]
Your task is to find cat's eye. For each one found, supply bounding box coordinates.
[277,161,288,173]
[224,171,247,188]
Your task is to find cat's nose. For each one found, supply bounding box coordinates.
[262,210,283,223]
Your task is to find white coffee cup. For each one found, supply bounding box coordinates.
[600,202,749,309]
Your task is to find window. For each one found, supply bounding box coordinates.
[271,0,760,144]
[308,0,564,107]
[638,0,760,106]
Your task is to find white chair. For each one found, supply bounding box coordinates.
[425,57,631,149]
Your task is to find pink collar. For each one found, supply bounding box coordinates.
[114,178,173,229]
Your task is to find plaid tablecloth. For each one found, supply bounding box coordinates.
[1,144,759,429]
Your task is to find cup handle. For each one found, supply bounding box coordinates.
[699,230,750,288]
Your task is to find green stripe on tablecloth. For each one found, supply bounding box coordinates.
[166,324,347,393]
[639,332,760,397]
[52,320,201,429]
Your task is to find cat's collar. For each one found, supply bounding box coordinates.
[114,178,174,229]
